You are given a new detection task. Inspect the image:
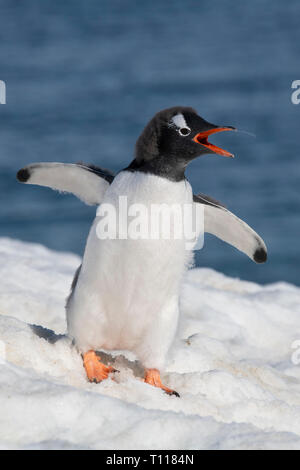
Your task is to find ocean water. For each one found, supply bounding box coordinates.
[0,0,299,285]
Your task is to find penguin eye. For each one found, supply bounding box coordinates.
[178,127,191,137]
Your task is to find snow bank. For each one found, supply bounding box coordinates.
[1,237,300,450]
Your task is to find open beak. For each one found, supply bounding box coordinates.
[193,126,236,157]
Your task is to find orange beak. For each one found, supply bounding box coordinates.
[193,127,235,157]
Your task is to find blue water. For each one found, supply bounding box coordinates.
[0,0,299,285]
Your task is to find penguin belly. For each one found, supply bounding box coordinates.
[66,171,194,369]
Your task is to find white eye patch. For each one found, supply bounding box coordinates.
[171,113,188,129]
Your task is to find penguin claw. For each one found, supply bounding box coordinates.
[144,368,180,398]
[166,389,180,398]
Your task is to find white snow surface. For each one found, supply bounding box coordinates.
[1,237,300,450]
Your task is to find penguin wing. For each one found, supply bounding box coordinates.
[194,193,267,263]
[17,163,114,205]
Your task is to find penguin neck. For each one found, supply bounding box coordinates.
[125,154,187,182]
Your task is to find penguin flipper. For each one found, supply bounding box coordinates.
[66,264,82,309]
[17,162,114,205]
[194,193,267,264]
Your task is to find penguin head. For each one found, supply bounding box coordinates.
[135,106,235,167]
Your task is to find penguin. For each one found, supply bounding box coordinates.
[17,106,267,396]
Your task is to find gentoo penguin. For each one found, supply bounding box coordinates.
[17,107,267,396]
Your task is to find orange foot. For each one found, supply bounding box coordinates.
[83,350,117,383]
[144,368,180,397]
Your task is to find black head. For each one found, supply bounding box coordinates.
[128,106,235,181]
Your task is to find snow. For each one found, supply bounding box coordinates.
[1,238,300,450]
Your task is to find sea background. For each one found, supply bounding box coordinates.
[0,0,299,285]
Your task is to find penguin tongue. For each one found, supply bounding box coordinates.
[193,127,235,157]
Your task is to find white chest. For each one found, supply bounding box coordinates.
[68,172,194,355]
